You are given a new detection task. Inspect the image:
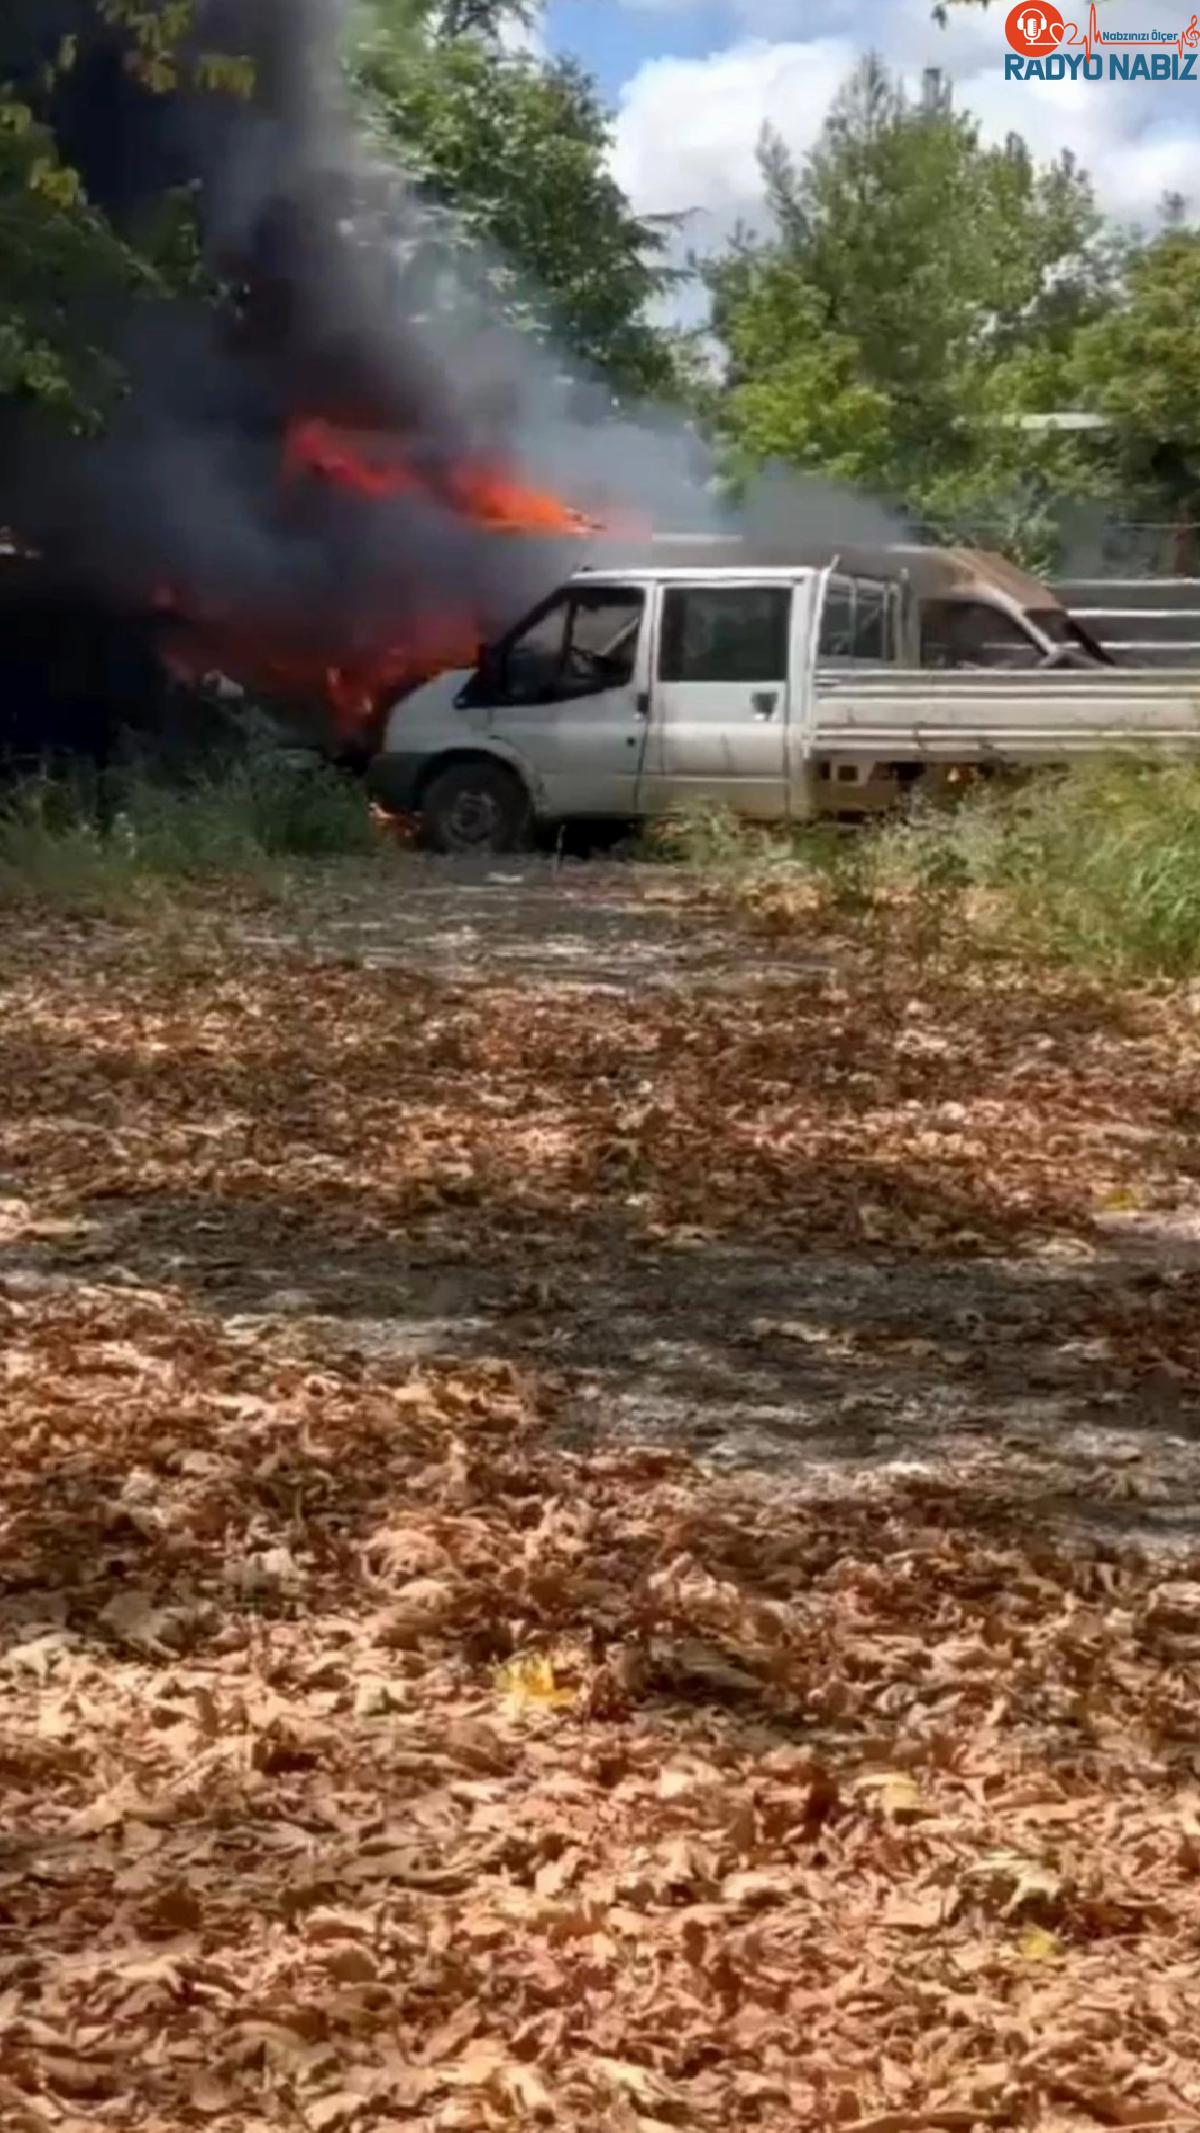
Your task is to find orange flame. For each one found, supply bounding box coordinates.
[155,415,631,737]
[284,416,602,535]
[160,612,482,736]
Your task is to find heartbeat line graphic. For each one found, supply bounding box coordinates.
[1074,1,1200,57]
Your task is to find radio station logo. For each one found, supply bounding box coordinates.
[1006,4,1067,54]
[1003,0,1200,75]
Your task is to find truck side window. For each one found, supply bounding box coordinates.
[499,586,644,704]
[564,587,643,689]
[659,587,790,684]
[819,580,854,660]
[922,600,1042,669]
[852,579,888,660]
[820,577,891,661]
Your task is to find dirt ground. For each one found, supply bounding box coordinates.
[26,853,1200,1548]
[3,856,1200,2132]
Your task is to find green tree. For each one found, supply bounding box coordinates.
[367,0,537,37]
[0,86,134,424]
[434,0,537,35]
[353,2,687,398]
[1070,229,1200,542]
[705,58,1114,562]
[1,0,686,443]
[0,4,243,435]
[707,240,895,488]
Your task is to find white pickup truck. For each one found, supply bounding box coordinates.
[367,539,1200,853]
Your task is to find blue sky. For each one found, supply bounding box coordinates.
[545,1,726,95]
[524,0,1200,254]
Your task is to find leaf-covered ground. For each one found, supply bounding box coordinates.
[3,861,1200,2132]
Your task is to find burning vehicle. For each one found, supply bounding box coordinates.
[149,417,610,762]
[0,0,650,771]
[0,3,1116,802]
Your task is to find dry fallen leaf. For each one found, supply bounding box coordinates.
[883,1888,949,1931]
[722,1869,794,1911]
[304,2093,366,2131]
[496,1652,577,1713]
[5,883,1200,2133]
[597,2058,682,2111]
[855,1772,924,1823]
[973,1852,1063,1918]
[190,2071,238,2116]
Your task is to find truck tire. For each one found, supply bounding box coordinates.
[418,759,533,855]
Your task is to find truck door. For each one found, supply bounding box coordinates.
[641,579,791,819]
[475,580,650,816]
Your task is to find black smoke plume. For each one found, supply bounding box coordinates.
[0,0,623,756]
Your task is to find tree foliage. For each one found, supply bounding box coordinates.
[1070,230,1200,528]
[0,3,239,434]
[704,57,1117,563]
[352,2,686,398]
[0,86,132,423]
[0,14,143,427]
[0,0,684,453]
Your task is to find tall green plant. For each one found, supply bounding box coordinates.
[705,57,1117,562]
[353,2,687,399]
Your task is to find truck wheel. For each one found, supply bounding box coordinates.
[418,760,533,855]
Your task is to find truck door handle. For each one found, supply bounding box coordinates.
[635,689,650,718]
[752,690,778,719]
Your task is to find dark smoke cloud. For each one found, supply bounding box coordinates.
[1,0,605,688]
[1,0,914,746]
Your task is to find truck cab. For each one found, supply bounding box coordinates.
[369,564,826,848]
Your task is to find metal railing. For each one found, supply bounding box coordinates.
[1053,579,1200,667]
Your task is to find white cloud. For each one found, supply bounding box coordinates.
[612,0,1200,254]
[612,35,852,230]
[498,7,548,54]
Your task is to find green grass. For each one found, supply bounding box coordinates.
[950,758,1200,977]
[643,763,1200,980]
[10,755,1200,980]
[632,801,782,871]
[0,755,384,913]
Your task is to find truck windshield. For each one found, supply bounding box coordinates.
[1029,609,1072,644]
[1030,609,1111,665]
[921,599,1042,669]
